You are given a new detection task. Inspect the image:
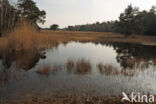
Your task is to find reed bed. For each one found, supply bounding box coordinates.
[51,65,61,74]
[96,62,151,76]
[66,59,92,75]
[37,64,51,75]
[75,59,92,74]
[66,60,75,72]
[97,63,119,75]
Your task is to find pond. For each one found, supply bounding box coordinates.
[0,41,156,99]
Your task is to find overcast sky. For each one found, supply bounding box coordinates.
[33,0,156,28]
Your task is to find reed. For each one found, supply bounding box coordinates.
[97,63,119,75]
[51,65,61,74]
[75,59,91,74]
[37,65,51,75]
[66,60,75,72]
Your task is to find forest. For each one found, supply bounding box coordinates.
[65,5,156,36]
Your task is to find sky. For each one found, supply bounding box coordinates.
[33,0,156,28]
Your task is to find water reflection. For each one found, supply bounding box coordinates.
[0,41,156,98]
[111,42,156,68]
[0,51,46,71]
[0,41,156,71]
[35,59,153,77]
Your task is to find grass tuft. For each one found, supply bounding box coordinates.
[75,59,91,74]
[66,60,75,72]
[37,65,51,75]
[97,63,118,75]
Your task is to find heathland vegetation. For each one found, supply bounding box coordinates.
[1,1,156,104]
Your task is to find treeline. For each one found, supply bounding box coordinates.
[65,5,156,36]
[66,21,114,32]
[0,0,46,36]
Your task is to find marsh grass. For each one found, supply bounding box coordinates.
[125,58,137,68]
[37,65,51,75]
[66,60,75,72]
[51,65,61,75]
[66,59,92,74]
[0,20,156,57]
[0,20,59,55]
[0,20,38,56]
[97,63,119,75]
[97,62,150,76]
[75,59,92,74]
[121,69,135,76]
[125,58,151,70]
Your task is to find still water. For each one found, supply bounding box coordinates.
[0,41,156,98]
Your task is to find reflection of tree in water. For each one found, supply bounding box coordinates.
[114,43,156,69]
[1,41,156,92]
[96,42,156,69]
[68,41,156,69]
[0,50,46,92]
[0,66,9,92]
[0,50,46,71]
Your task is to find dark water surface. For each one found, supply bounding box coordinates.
[0,41,156,99]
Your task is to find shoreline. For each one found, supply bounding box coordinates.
[39,30,156,46]
[1,93,156,104]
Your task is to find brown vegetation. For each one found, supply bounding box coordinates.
[0,20,37,52]
[66,60,75,72]
[51,65,61,75]
[96,63,142,76]
[1,93,156,104]
[97,63,119,75]
[38,30,156,46]
[0,22,156,56]
[1,21,156,104]
[60,59,92,75]
[124,58,150,70]
[37,64,51,75]
[75,59,92,74]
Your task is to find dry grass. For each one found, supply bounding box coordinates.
[38,30,156,45]
[121,69,135,76]
[36,65,51,75]
[97,63,104,72]
[0,21,156,55]
[124,58,150,70]
[0,21,58,54]
[97,63,143,76]
[125,58,137,68]
[36,64,62,75]
[51,65,61,74]
[97,63,119,75]
[1,93,156,104]
[75,59,91,74]
[66,59,92,74]
[0,21,38,52]
[66,60,75,72]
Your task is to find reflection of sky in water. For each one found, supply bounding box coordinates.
[40,42,118,65]
[1,41,156,99]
